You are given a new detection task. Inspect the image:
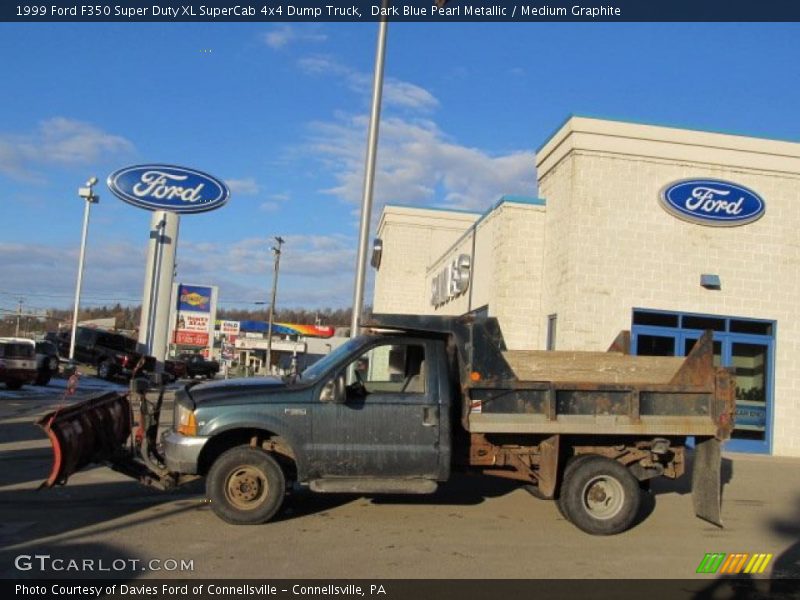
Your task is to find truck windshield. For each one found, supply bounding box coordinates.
[299,337,368,382]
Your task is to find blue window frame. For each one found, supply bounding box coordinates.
[631,308,775,455]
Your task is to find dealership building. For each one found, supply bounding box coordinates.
[372,116,800,457]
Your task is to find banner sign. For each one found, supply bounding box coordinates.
[7,1,800,22]
[173,283,218,349]
[174,331,209,347]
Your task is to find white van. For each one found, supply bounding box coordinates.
[0,337,37,390]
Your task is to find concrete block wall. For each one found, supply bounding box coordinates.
[373,206,479,315]
[536,117,800,456]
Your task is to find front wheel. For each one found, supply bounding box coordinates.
[559,456,641,535]
[206,446,286,525]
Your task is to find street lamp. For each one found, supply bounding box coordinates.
[350,0,389,338]
[68,176,99,364]
[265,236,285,374]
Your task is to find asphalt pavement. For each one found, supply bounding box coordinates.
[0,380,798,586]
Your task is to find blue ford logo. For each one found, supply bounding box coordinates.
[107,164,230,214]
[660,179,765,226]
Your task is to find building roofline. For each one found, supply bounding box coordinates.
[536,113,800,154]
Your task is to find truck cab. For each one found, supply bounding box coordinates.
[164,333,453,524]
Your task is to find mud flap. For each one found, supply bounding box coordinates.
[36,391,132,488]
[692,437,723,527]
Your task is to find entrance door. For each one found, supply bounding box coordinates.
[309,340,441,478]
[729,341,770,449]
[632,310,774,454]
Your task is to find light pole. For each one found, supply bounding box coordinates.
[265,236,285,374]
[14,298,22,337]
[350,0,389,339]
[68,177,99,364]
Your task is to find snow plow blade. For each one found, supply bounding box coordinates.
[36,391,132,488]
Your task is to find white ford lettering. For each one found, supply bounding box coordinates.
[685,186,744,215]
[133,171,206,203]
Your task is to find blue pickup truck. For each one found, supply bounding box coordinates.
[38,314,735,535]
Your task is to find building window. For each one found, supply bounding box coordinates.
[546,314,557,351]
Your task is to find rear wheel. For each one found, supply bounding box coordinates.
[207,446,286,525]
[559,456,640,535]
[6,381,23,390]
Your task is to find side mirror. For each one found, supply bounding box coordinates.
[320,376,346,403]
[320,379,336,403]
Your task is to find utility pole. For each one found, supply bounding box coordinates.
[15,298,23,337]
[265,236,285,374]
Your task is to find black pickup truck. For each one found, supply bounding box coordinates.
[39,314,735,535]
[178,353,220,379]
[52,327,155,381]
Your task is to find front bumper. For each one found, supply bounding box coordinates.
[162,430,209,474]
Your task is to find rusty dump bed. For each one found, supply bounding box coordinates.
[468,330,735,439]
[368,314,735,441]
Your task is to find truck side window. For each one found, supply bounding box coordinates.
[346,344,426,396]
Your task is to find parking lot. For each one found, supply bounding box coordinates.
[0,379,798,586]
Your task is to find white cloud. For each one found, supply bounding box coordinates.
[298,56,439,113]
[306,114,536,212]
[294,51,532,213]
[175,235,357,307]
[0,241,147,307]
[225,177,260,195]
[0,118,134,182]
[0,234,359,311]
[259,201,280,212]
[262,25,327,49]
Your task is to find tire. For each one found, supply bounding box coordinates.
[6,381,23,390]
[206,446,286,525]
[556,454,596,519]
[97,360,113,381]
[559,456,641,535]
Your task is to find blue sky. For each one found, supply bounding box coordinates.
[1,22,799,314]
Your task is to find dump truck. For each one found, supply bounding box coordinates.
[37,314,735,535]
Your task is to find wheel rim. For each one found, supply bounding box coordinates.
[581,475,625,520]
[99,364,108,377]
[225,466,268,510]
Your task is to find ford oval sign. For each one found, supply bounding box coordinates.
[107,164,230,214]
[659,179,765,227]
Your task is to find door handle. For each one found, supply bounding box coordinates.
[422,406,438,427]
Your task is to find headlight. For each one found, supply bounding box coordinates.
[174,402,198,436]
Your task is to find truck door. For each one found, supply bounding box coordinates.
[309,339,441,478]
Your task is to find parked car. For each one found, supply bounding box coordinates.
[52,327,155,381]
[178,353,220,379]
[0,338,37,390]
[34,340,60,386]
